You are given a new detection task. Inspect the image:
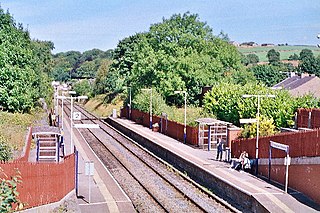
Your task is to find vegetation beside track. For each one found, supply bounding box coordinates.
[0,110,46,161]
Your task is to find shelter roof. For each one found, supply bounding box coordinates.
[195,118,232,126]
[32,126,61,136]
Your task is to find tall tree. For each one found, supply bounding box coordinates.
[0,8,51,112]
[298,49,319,75]
[267,49,280,65]
[110,12,246,105]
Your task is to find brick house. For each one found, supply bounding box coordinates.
[272,73,320,98]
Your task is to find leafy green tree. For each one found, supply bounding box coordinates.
[246,54,259,64]
[288,53,299,61]
[73,79,93,97]
[267,49,280,65]
[298,49,320,75]
[132,89,168,116]
[203,82,319,128]
[93,59,112,95]
[110,12,246,106]
[0,7,51,112]
[249,64,286,86]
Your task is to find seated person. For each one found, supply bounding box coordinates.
[231,151,250,171]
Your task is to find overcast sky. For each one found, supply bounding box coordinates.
[1,0,319,53]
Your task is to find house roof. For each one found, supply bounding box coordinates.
[272,74,320,97]
[272,75,318,90]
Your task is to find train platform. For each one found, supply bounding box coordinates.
[62,112,135,213]
[109,117,320,213]
[26,111,135,212]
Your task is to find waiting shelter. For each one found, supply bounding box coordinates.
[195,118,231,151]
[32,126,62,162]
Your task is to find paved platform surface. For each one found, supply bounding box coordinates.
[62,112,135,213]
[28,109,135,213]
[111,117,320,213]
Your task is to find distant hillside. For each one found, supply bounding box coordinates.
[238,45,320,62]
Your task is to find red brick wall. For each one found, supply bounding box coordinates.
[259,164,320,204]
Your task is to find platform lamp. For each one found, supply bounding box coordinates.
[174,90,187,144]
[242,94,275,175]
[141,88,152,129]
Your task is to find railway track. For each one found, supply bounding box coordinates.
[62,101,237,213]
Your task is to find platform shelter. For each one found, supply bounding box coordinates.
[195,118,231,151]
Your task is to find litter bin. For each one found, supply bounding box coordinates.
[112,109,117,118]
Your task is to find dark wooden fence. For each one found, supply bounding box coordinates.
[296,108,320,129]
[0,154,75,209]
[0,127,75,210]
[232,129,320,159]
[122,107,199,145]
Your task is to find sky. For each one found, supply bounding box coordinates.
[1,0,319,53]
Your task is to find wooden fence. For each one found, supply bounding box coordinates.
[123,108,199,145]
[0,126,75,210]
[296,108,320,129]
[231,129,320,159]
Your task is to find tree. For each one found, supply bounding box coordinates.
[246,54,259,65]
[298,49,320,75]
[73,79,93,97]
[288,53,299,60]
[249,64,286,87]
[93,59,112,95]
[110,12,246,106]
[203,82,319,128]
[0,7,51,112]
[267,49,280,65]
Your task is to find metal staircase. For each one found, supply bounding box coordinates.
[36,135,60,162]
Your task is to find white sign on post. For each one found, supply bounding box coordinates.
[85,161,94,203]
[73,112,82,120]
[85,161,94,176]
[239,118,257,124]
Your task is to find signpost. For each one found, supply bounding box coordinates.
[269,141,290,193]
[85,161,94,203]
[73,112,82,121]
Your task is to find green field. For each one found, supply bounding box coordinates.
[238,45,320,62]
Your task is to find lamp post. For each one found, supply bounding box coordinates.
[141,88,152,129]
[123,86,132,119]
[51,81,60,118]
[242,94,275,175]
[317,34,320,48]
[174,90,187,144]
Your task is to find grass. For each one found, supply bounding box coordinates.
[238,45,320,62]
[0,109,46,159]
[84,94,124,117]
[84,94,212,127]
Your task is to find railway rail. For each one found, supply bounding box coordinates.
[62,100,237,212]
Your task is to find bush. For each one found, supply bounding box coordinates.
[0,169,24,211]
[0,138,12,161]
[132,89,169,116]
[240,115,277,138]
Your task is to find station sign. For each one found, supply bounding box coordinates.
[73,112,81,120]
[270,141,289,153]
[73,123,99,129]
[239,118,257,124]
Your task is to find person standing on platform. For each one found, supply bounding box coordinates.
[216,138,223,161]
